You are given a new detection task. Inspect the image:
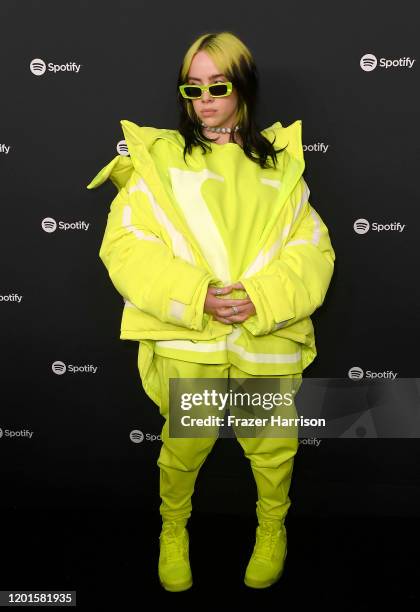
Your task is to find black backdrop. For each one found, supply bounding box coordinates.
[1,0,419,521]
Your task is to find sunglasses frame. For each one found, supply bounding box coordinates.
[179,81,233,99]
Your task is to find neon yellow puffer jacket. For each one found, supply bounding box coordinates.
[86,119,335,375]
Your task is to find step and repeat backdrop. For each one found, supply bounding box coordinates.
[0,0,419,517]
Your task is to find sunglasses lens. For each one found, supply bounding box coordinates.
[183,85,202,98]
[209,83,229,96]
[181,83,231,98]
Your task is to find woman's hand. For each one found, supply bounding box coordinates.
[204,281,256,324]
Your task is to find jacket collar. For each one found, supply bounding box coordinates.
[120,119,304,159]
[87,119,304,193]
[87,119,305,277]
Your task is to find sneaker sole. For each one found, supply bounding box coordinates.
[244,566,284,589]
[244,548,287,589]
[159,578,193,592]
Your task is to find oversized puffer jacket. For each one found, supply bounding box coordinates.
[86,119,335,376]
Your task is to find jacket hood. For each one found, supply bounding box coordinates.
[86,119,304,192]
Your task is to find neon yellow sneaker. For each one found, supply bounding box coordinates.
[158,520,193,592]
[244,520,288,589]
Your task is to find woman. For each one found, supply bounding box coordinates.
[87,31,335,592]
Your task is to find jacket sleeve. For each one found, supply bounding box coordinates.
[98,180,218,331]
[240,179,335,336]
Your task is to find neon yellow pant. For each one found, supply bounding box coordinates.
[139,349,302,524]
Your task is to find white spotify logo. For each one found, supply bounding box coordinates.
[29,58,82,75]
[348,367,398,379]
[117,140,129,156]
[354,218,370,234]
[42,218,90,232]
[348,367,364,379]
[360,53,415,71]
[354,219,406,233]
[52,361,67,375]
[42,217,57,233]
[51,361,98,374]
[130,430,144,443]
[360,54,377,72]
[30,58,47,75]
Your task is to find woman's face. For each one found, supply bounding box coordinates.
[186,50,239,129]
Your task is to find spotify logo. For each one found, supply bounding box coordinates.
[0,429,33,440]
[52,361,66,375]
[42,217,90,232]
[302,143,329,153]
[129,430,161,443]
[354,219,406,234]
[117,140,129,156]
[51,361,98,374]
[348,367,364,379]
[360,53,415,71]
[130,430,144,443]
[360,54,377,72]
[29,58,82,75]
[348,367,398,379]
[354,218,370,234]
[42,217,57,233]
[0,294,22,303]
[30,58,47,75]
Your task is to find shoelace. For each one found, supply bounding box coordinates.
[253,522,283,561]
[161,523,187,562]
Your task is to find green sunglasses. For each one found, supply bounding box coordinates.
[179,81,233,99]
